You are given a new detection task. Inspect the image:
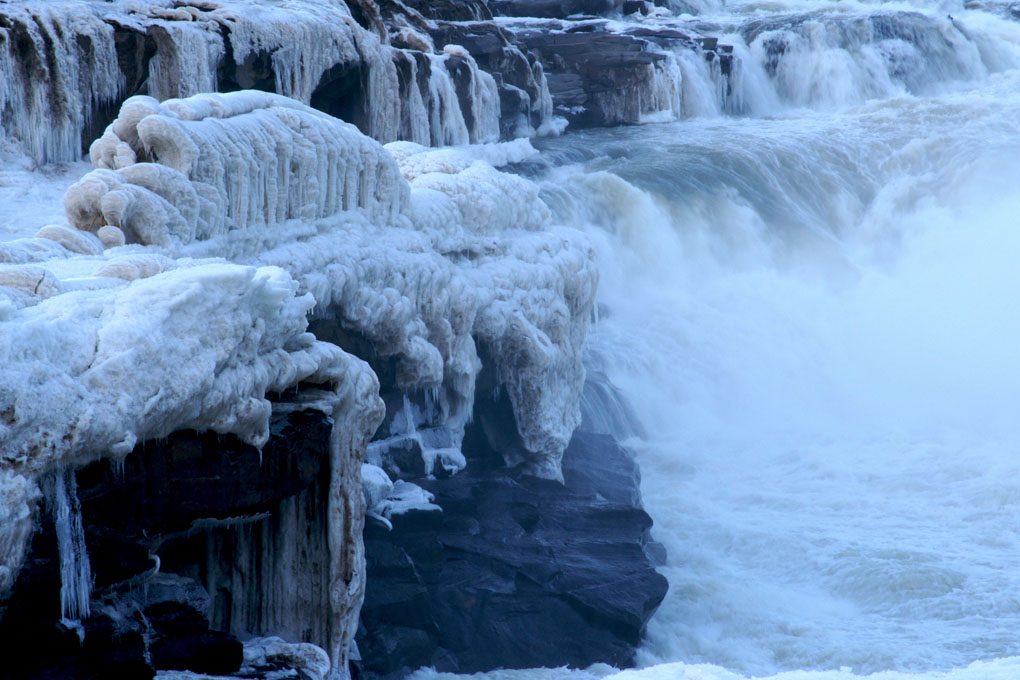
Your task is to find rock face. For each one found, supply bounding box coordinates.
[356,416,668,677]
[0,0,549,163]
[509,18,738,127]
[0,409,335,679]
[0,0,741,163]
[428,20,555,139]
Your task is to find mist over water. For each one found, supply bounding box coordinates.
[418,2,1020,679]
[536,5,1020,678]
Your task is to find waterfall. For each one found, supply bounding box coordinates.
[525,22,1020,676]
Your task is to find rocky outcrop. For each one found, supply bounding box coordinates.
[356,391,668,678]
[488,0,625,18]
[0,0,550,163]
[0,0,742,163]
[508,18,737,127]
[428,21,555,139]
[1,83,605,679]
[0,409,337,679]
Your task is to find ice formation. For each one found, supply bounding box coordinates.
[0,0,558,165]
[48,468,93,626]
[242,636,332,680]
[71,91,407,246]
[0,90,595,677]
[0,2,120,164]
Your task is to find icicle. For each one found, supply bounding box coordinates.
[424,385,441,426]
[0,4,121,163]
[398,53,432,146]
[427,55,471,147]
[401,394,418,436]
[147,21,225,101]
[51,468,93,626]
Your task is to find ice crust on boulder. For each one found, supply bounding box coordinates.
[242,636,332,680]
[71,91,408,246]
[0,91,595,677]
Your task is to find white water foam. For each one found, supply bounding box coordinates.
[411,60,1020,680]
[520,51,1020,680]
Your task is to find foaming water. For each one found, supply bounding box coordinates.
[417,2,1020,680]
[532,66,1020,677]
[412,658,1020,680]
[630,0,1020,117]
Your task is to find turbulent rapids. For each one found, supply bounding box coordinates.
[544,4,1020,680]
[3,0,1020,678]
[423,0,1020,678]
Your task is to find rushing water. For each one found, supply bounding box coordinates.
[418,0,1020,678]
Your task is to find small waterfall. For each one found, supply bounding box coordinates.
[530,43,1020,672]
[742,11,1002,109]
[675,49,724,117]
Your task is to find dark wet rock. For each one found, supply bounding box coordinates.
[356,429,668,678]
[489,0,625,19]
[0,410,335,680]
[149,630,244,674]
[513,24,666,127]
[431,21,551,137]
[623,0,654,15]
[399,0,494,21]
[75,409,330,541]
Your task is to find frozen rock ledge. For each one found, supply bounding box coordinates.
[0,90,596,678]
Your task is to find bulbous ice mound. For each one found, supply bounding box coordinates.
[0,91,596,673]
[67,91,409,247]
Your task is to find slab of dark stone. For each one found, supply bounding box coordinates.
[0,410,332,680]
[149,630,244,675]
[511,25,666,127]
[356,430,668,678]
[75,409,330,545]
[489,0,625,18]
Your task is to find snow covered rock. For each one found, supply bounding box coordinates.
[242,636,332,680]
[1,88,596,679]
[68,91,408,246]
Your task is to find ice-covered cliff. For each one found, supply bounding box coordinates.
[0,89,595,678]
[0,0,558,165]
[0,0,745,169]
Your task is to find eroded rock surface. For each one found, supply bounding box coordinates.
[356,421,668,677]
[0,410,334,680]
